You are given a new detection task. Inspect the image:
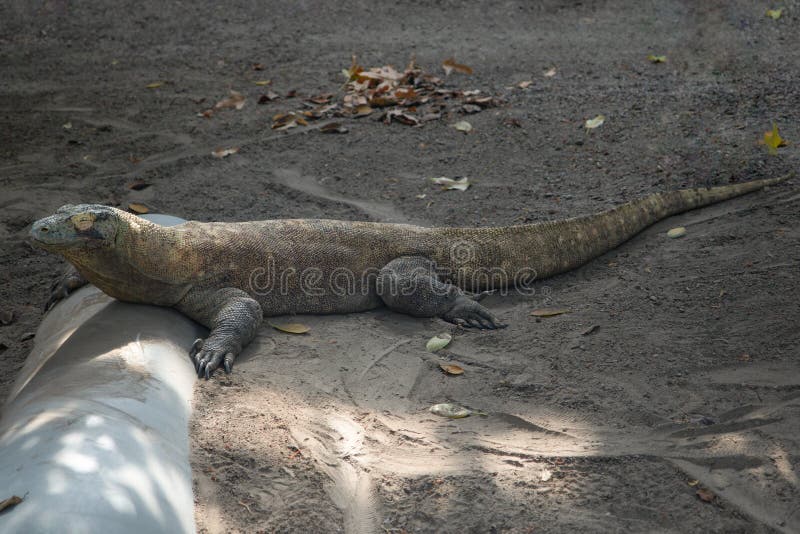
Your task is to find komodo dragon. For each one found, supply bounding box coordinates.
[30,175,790,378]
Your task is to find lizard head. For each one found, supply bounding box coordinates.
[30,204,123,257]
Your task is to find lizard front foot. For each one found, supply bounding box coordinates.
[190,337,237,379]
[443,296,507,330]
[178,287,263,380]
[45,265,88,311]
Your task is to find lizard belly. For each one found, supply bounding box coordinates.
[252,286,383,316]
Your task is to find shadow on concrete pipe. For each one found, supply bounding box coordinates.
[0,214,203,534]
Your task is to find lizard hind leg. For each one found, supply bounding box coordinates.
[377,256,506,330]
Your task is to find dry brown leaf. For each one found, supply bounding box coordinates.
[320,122,348,134]
[442,58,474,76]
[517,80,533,89]
[128,203,149,214]
[395,87,418,100]
[258,91,280,104]
[531,308,570,317]
[127,179,151,191]
[696,488,714,502]
[430,177,470,191]
[384,108,420,126]
[212,147,240,158]
[303,104,337,119]
[272,112,307,130]
[369,94,398,108]
[354,105,374,117]
[252,63,265,71]
[0,495,23,513]
[270,323,310,334]
[544,67,557,77]
[214,90,246,110]
[464,96,495,107]
[308,93,333,104]
[439,363,464,375]
[198,109,214,118]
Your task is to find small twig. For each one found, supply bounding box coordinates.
[237,500,253,514]
[360,338,411,379]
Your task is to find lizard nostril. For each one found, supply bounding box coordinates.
[40,226,49,233]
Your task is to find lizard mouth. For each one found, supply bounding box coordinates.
[29,222,53,246]
[29,219,77,249]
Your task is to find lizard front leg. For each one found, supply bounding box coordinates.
[176,287,263,379]
[45,263,88,311]
[377,256,506,329]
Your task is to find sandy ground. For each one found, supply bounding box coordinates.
[2,1,800,532]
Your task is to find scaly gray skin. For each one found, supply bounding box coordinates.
[30,174,791,379]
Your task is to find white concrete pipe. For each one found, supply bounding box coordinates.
[0,214,201,534]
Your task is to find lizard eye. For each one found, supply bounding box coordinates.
[71,213,96,231]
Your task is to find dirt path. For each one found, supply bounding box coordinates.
[2,1,799,532]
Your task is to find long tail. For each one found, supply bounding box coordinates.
[437,173,793,290]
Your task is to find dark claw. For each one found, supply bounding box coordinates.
[189,339,236,379]
[472,290,496,302]
[442,295,507,331]
[44,287,68,312]
[196,353,207,377]
[190,339,203,359]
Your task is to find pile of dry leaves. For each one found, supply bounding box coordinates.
[267,57,499,131]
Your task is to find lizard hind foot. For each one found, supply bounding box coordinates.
[442,296,507,330]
